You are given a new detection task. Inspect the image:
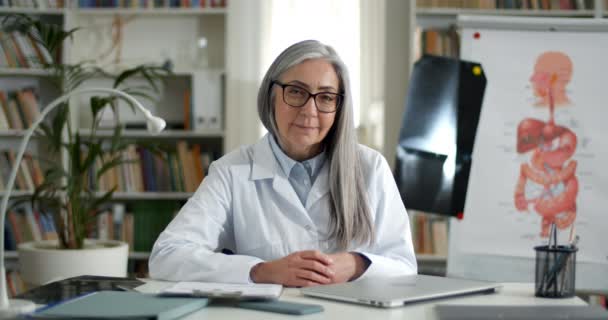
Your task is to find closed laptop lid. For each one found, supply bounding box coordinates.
[300,274,501,308]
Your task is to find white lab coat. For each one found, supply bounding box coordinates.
[149,134,417,283]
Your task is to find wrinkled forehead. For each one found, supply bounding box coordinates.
[279,58,341,87]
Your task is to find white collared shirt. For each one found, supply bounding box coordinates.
[149,134,417,283]
[268,134,326,206]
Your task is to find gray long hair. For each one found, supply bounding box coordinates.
[257,40,373,250]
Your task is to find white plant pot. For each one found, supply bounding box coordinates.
[17,239,129,287]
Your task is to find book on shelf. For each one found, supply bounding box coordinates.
[0,86,42,130]
[176,140,197,192]
[0,152,10,191]
[76,0,226,9]
[85,204,135,251]
[16,152,35,191]
[192,69,224,131]
[132,201,178,252]
[1,151,43,191]
[12,32,43,68]
[4,199,179,258]
[415,27,460,61]
[96,210,114,241]
[23,205,43,242]
[4,205,58,251]
[0,1,65,9]
[0,31,25,68]
[86,202,180,254]
[0,93,8,129]
[4,269,27,299]
[2,92,24,130]
[410,211,449,257]
[89,141,214,193]
[16,87,41,126]
[25,153,44,186]
[0,30,53,69]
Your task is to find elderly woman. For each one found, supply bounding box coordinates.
[149,40,416,287]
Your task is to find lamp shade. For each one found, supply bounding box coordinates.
[146,115,166,134]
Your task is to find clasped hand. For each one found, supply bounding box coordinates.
[250,250,367,287]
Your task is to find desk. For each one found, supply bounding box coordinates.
[137,281,586,319]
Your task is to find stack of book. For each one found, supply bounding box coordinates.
[86,142,215,193]
[89,202,179,253]
[4,269,27,298]
[4,205,57,251]
[415,27,460,60]
[0,31,53,69]
[0,151,44,192]
[411,211,449,257]
[0,87,42,131]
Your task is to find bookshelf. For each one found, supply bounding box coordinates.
[409,210,449,276]
[0,1,228,294]
[0,68,54,76]
[417,8,597,16]
[0,7,65,15]
[78,129,224,139]
[107,192,193,201]
[0,191,34,198]
[74,7,227,16]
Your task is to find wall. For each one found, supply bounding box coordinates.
[383,0,415,169]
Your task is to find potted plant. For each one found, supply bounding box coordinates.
[2,14,170,286]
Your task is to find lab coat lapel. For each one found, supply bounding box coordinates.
[251,135,312,223]
[250,135,275,180]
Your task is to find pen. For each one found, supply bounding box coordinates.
[541,223,557,293]
[568,225,576,245]
[545,235,579,295]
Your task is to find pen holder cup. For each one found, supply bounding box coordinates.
[534,245,578,298]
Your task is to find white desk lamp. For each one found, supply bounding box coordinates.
[0,87,166,317]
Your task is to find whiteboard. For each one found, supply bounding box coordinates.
[448,16,608,293]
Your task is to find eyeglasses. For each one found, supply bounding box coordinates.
[272,80,342,113]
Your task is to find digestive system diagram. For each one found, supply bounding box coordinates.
[514,51,578,238]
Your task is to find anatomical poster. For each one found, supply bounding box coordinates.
[455,27,608,265]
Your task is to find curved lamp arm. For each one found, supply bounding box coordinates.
[0,87,166,310]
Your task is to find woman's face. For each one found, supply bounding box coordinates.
[273,59,339,161]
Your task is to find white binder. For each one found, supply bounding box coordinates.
[192,69,224,131]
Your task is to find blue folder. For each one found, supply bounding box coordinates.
[34,291,208,320]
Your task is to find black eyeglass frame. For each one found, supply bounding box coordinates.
[272,80,343,113]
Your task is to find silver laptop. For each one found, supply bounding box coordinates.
[300,274,501,308]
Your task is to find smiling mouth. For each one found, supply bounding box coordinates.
[294,124,317,130]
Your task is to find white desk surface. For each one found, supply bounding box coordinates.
[137,280,586,320]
